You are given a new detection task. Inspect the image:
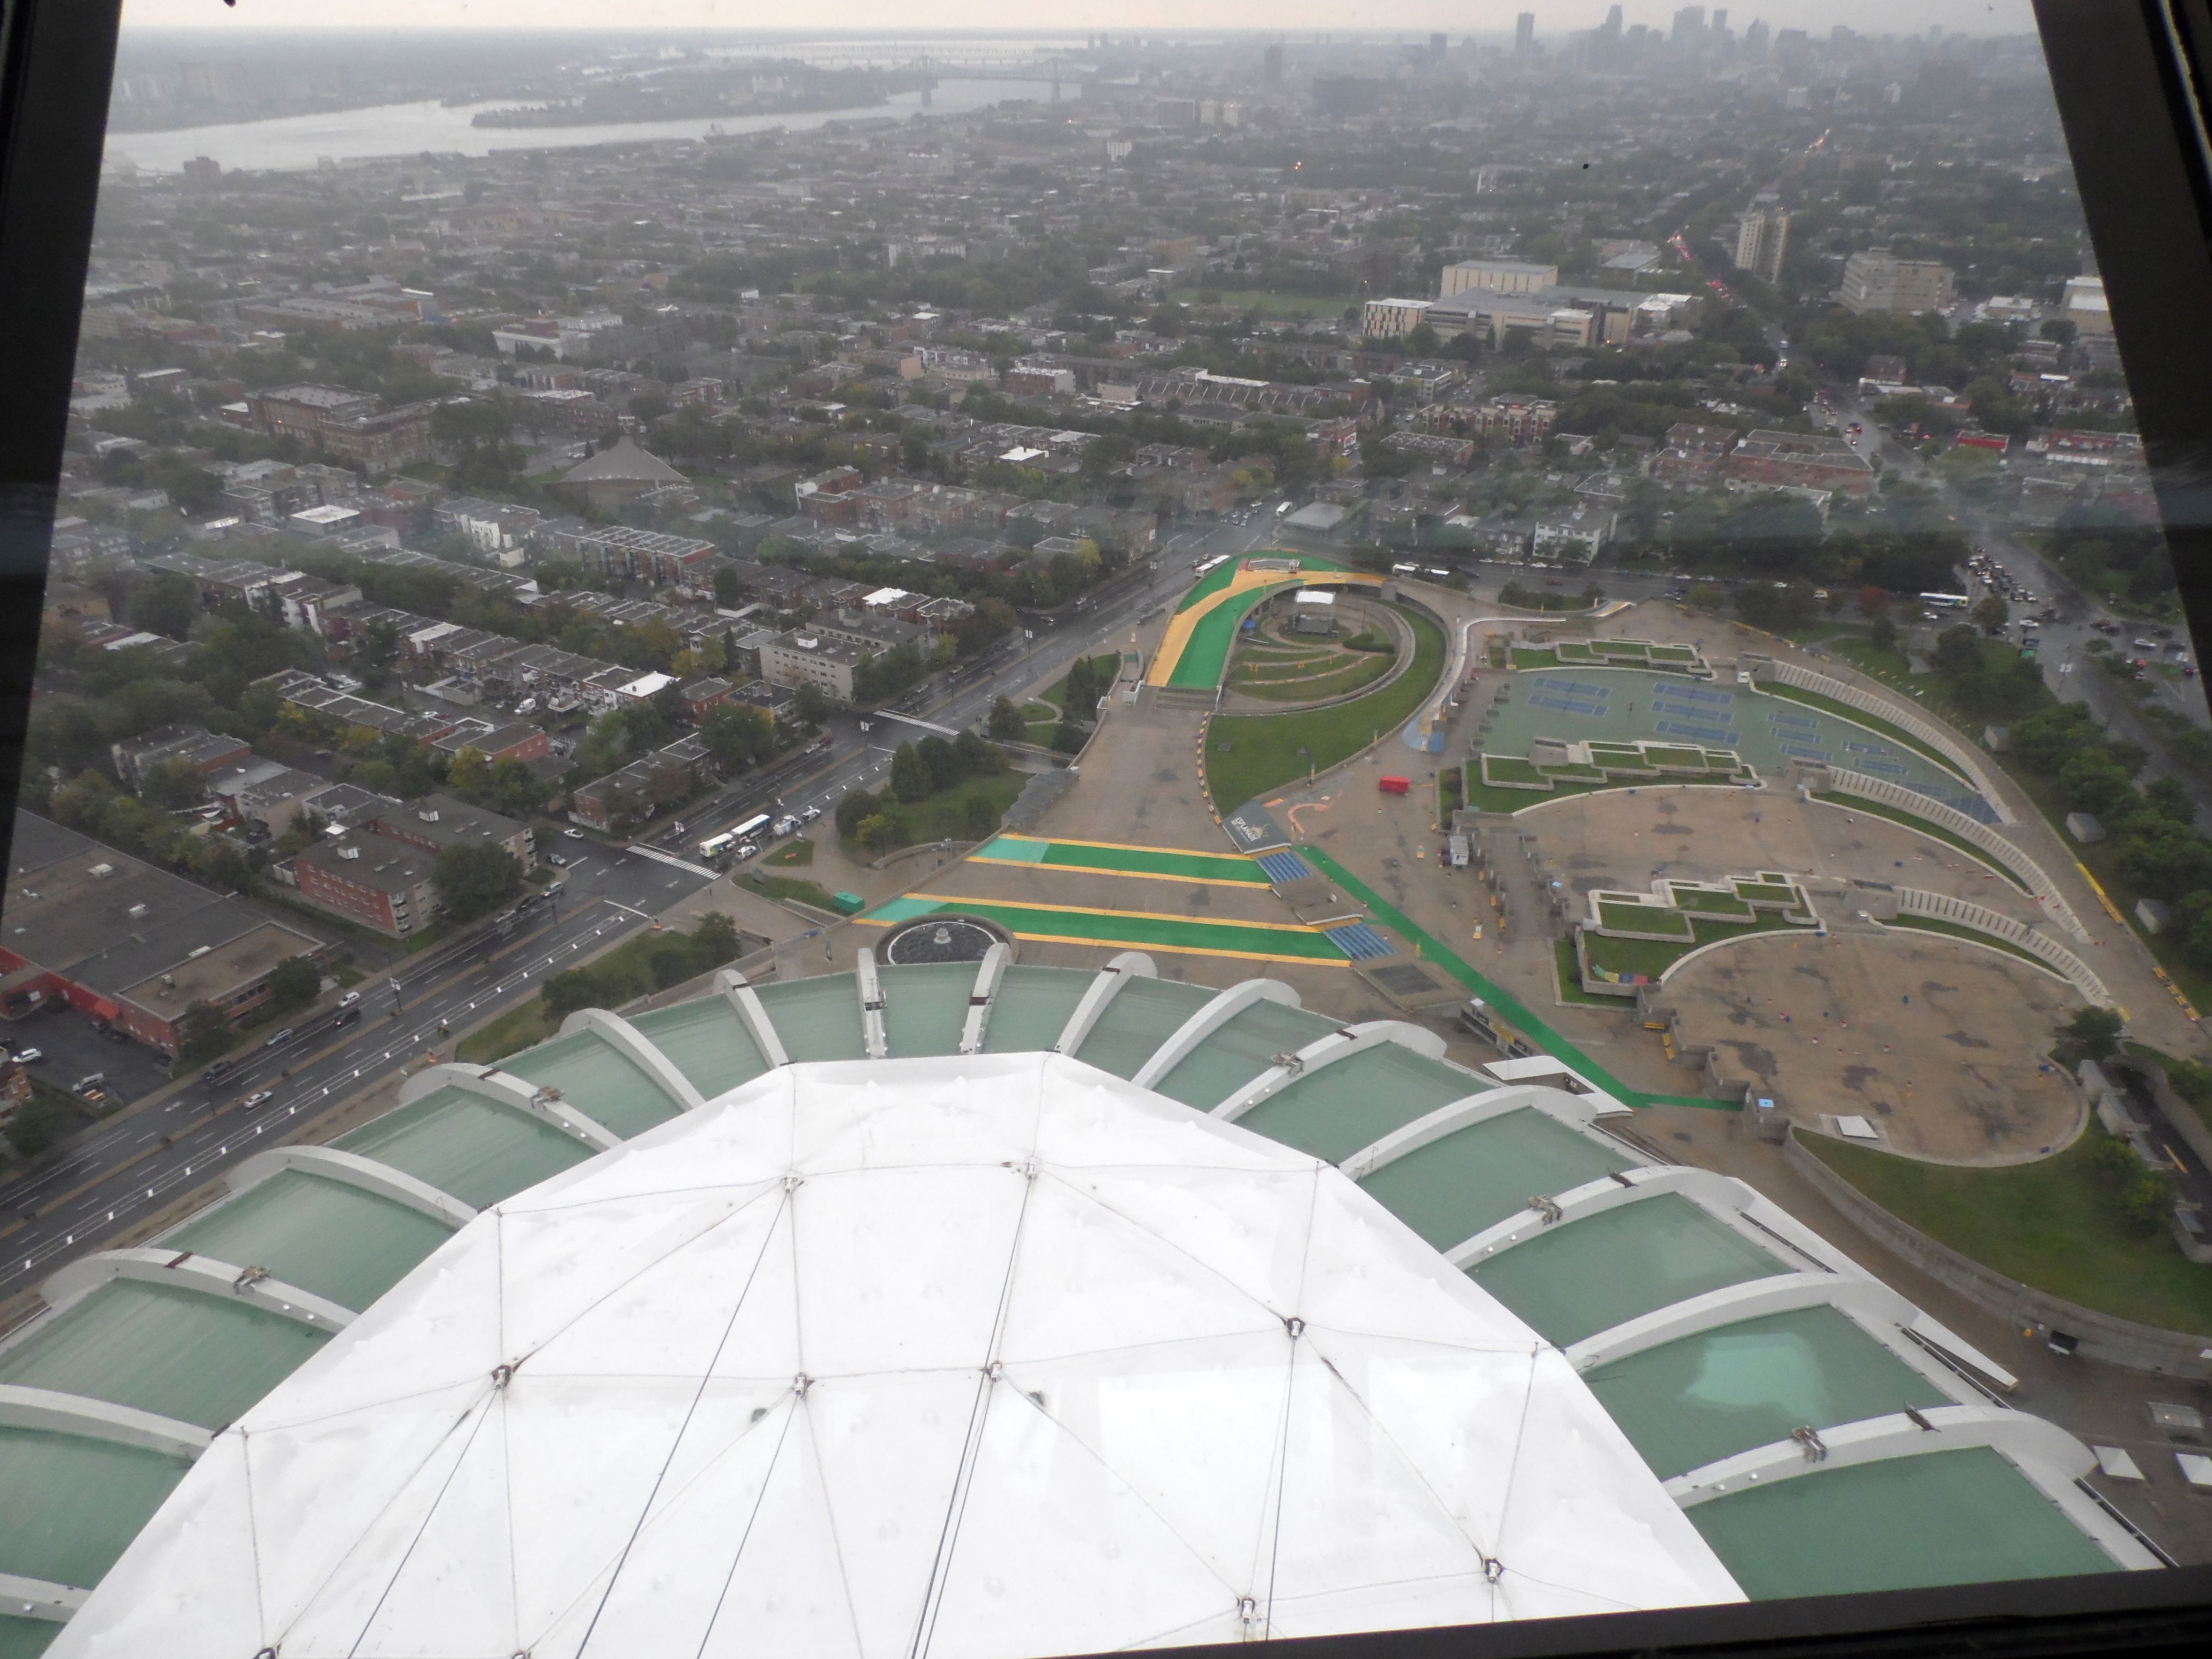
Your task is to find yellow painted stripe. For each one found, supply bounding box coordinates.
[1145,566,1385,687]
[902,892,1328,933]
[964,857,1269,890]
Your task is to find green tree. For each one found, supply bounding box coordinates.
[265,955,322,1016]
[987,696,1026,742]
[701,703,774,773]
[175,1001,236,1067]
[889,741,930,803]
[139,756,207,811]
[130,571,201,642]
[433,840,524,923]
[2054,1006,2124,1066]
[793,684,832,726]
[1932,625,1984,678]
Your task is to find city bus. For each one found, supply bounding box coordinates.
[1918,592,1972,609]
[1193,554,1230,578]
[727,813,774,848]
[697,831,739,862]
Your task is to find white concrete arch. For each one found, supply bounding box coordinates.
[559,1007,710,1112]
[0,1572,86,1624]
[1334,1086,1594,1180]
[1662,1405,2156,1569]
[959,943,1013,1056]
[1565,1272,1949,1376]
[1442,1164,1772,1272]
[1130,978,1302,1092]
[37,1247,357,1329]
[400,1062,621,1152]
[224,1145,476,1230]
[1052,951,1157,1054]
[857,947,888,1059]
[0,1384,213,1460]
[716,967,790,1069]
[1210,1020,1450,1124]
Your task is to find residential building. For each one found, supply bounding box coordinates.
[1840,251,1957,315]
[292,832,439,939]
[370,793,535,870]
[1721,429,1877,496]
[1733,205,1789,284]
[1360,298,1433,339]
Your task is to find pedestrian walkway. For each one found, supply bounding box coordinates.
[1299,844,1720,1109]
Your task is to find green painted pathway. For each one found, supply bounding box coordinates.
[1299,845,1722,1109]
[971,834,1271,884]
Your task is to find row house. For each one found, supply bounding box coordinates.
[567,734,714,833]
[542,524,716,586]
[1720,431,1877,498]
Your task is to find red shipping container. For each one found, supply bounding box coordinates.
[1378,775,1411,795]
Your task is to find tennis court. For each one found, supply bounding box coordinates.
[1481,668,1991,813]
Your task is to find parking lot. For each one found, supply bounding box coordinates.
[3,1002,174,1107]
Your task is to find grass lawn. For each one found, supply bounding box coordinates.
[1205,606,1444,811]
[745,871,840,912]
[1167,288,1354,316]
[1039,654,1120,713]
[1801,1131,2212,1336]
[1555,937,1627,1006]
[1581,910,1803,982]
[1509,646,1560,669]
[1237,653,1394,702]
[1671,889,1754,917]
[1884,913,2058,974]
[765,838,815,867]
[888,772,1027,848]
[459,997,555,1064]
[1809,791,2031,891]
[1597,901,1695,937]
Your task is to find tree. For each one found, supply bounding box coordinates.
[1063,657,1101,722]
[446,746,492,801]
[988,696,1026,742]
[1869,613,1899,651]
[433,840,524,923]
[130,572,201,642]
[2144,775,2197,826]
[139,756,207,811]
[2054,1006,2124,1067]
[889,741,930,803]
[1971,594,2009,635]
[175,1001,236,1068]
[1932,625,1984,678]
[265,955,322,1016]
[701,703,774,773]
[793,684,832,727]
[1856,586,1890,618]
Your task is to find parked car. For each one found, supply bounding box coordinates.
[10,1047,41,1065]
[72,1073,105,1096]
[240,1091,274,1110]
[336,990,361,1009]
[564,827,584,840]
[548,853,567,867]
[264,1028,295,1048]
[99,1025,128,1044]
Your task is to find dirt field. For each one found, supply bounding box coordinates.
[1661,928,2086,1163]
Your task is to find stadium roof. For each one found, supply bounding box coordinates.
[11,954,2158,1659]
[59,1053,1739,1657]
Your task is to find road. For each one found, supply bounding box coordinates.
[1830,396,2212,811]
[0,852,715,1304]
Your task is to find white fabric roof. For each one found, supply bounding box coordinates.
[57,1053,1739,1659]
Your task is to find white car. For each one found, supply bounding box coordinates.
[564,827,584,840]
[800,805,822,824]
[10,1047,41,1064]
[336,991,361,1009]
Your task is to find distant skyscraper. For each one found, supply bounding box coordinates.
[1264,44,1283,84]
[1734,205,1790,284]
[1603,4,1623,30]
[1515,13,1536,55]
[1743,18,1771,59]
[1671,7,1706,46]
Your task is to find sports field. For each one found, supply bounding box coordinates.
[1148,553,1381,690]
[859,893,1350,965]
[1484,668,1993,819]
[969,834,1271,885]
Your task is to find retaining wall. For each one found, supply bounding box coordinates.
[1782,1127,2212,1379]
[1893,887,2112,1006]
[1817,765,2092,942]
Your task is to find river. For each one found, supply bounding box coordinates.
[104,78,1059,175]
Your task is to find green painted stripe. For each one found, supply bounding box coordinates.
[875,897,1348,961]
[1299,845,1724,1109]
[975,835,1050,863]
[1036,842,1270,882]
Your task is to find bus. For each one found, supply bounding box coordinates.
[697,831,738,862]
[728,813,773,848]
[1919,592,1972,609]
[1193,554,1229,578]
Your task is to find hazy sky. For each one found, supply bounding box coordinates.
[122,1,2041,39]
